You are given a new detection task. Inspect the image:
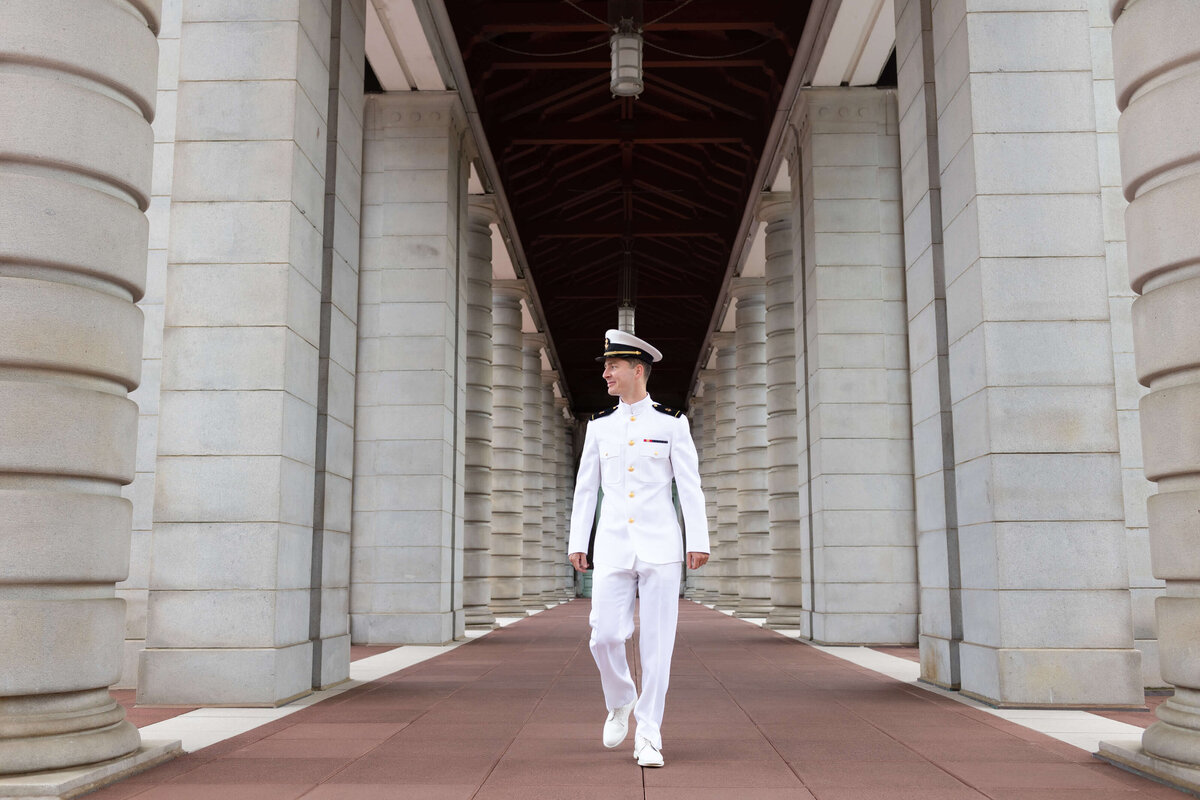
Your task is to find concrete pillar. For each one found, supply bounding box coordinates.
[700,372,722,602]
[788,149,816,640]
[348,92,469,646]
[0,0,159,772]
[684,399,706,598]
[1099,0,1200,785]
[894,2,1142,705]
[117,0,182,691]
[521,335,546,608]
[760,193,805,629]
[793,88,918,646]
[489,284,527,615]
[464,196,497,629]
[712,332,741,609]
[555,398,574,598]
[1088,0,1162,690]
[540,372,560,602]
[142,3,334,703]
[310,0,367,690]
[893,0,963,689]
[732,280,772,618]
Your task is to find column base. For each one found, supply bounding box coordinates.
[918,634,961,691]
[765,607,804,629]
[734,601,773,619]
[960,643,1142,707]
[489,601,529,618]
[0,740,181,799]
[0,690,140,776]
[464,606,497,629]
[138,642,313,707]
[1097,738,1200,797]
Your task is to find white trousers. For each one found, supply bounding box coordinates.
[588,558,681,750]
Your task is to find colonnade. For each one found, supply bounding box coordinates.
[9,0,1200,792]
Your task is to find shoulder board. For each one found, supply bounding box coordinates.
[590,405,618,421]
[652,403,683,418]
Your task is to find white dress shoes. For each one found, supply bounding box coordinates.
[602,699,636,748]
[634,735,664,767]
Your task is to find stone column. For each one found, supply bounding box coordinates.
[521,334,546,608]
[555,398,574,598]
[348,92,469,646]
[142,3,334,703]
[0,0,158,772]
[712,332,741,610]
[540,371,560,602]
[760,193,805,629]
[732,280,772,617]
[700,371,722,602]
[117,0,182,691]
[792,88,919,646]
[892,0,962,688]
[684,399,705,598]
[464,196,497,629]
[1099,0,1200,784]
[890,2,1142,704]
[490,284,528,615]
[310,0,367,690]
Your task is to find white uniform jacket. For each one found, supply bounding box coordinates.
[568,395,709,568]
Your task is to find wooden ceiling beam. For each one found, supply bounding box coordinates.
[501,119,757,145]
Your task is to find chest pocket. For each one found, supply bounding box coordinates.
[636,440,671,484]
[599,447,621,487]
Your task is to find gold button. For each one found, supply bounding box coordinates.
[630,416,636,421]
[654,451,659,456]
[629,492,635,498]
[628,466,634,472]
[628,518,635,524]
[629,439,635,446]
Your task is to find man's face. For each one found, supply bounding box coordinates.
[602,357,640,396]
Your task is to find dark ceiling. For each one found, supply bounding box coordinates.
[444,0,811,412]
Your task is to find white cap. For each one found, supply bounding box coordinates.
[597,329,663,363]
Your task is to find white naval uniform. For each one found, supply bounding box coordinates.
[568,394,709,750]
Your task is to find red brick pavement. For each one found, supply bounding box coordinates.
[85,601,1189,799]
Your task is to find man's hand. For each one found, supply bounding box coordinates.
[569,552,589,572]
[687,552,709,570]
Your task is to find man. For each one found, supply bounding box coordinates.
[568,329,710,768]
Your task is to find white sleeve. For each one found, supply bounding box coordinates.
[568,420,600,555]
[670,413,709,554]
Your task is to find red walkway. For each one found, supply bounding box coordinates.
[87,601,1187,799]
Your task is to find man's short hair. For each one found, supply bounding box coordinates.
[637,360,652,382]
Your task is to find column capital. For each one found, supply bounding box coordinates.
[522,331,546,350]
[493,279,528,302]
[468,194,499,226]
[794,86,889,131]
[730,277,766,302]
[711,330,737,350]
[541,369,559,386]
[757,192,791,224]
[365,90,467,135]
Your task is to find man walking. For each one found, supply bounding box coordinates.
[568,329,710,768]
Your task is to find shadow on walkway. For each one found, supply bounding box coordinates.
[86,601,1187,799]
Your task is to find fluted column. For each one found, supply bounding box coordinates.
[0,0,159,772]
[489,284,527,615]
[712,332,741,610]
[521,333,546,608]
[1100,1,1200,787]
[732,280,772,617]
[464,197,497,628]
[760,193,804,629]
[540,371,560,602]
